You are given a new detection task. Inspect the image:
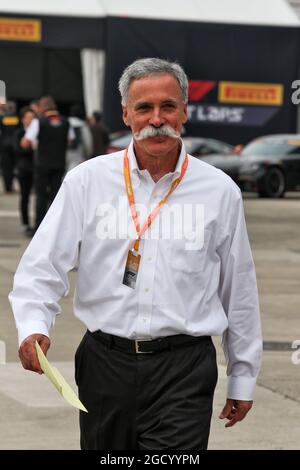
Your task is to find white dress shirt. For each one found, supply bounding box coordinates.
[9,139,262,400]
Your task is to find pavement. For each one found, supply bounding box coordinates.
[1,182,300,450]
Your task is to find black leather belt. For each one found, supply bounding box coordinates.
[88,329,211,354]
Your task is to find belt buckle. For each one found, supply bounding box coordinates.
[135,338,153,354]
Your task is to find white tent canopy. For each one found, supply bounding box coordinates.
[1,0,299,115]
[0,0,299,26]
[0,0,104,18]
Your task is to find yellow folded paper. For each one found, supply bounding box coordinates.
[35,341,88,413]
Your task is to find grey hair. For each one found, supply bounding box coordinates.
[119,58,188,105]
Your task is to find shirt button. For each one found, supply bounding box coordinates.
[148,257,152,262]
[144,288,149,292]
[143,318,147,323]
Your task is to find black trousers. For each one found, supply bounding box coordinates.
[1,147,15,192]
[34,167,64,228]
[75,331,218,450]
[18,169,33,226]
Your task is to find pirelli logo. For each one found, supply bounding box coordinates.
[0,18,41,42]
[219,81,283,106]
[2,116,19,126]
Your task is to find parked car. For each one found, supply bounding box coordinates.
[106,132,132,153]
[200,135,300,198]
[237,135,300,198]
[182,137,233,157]
[199,153,242,185]
[107,132,233,157]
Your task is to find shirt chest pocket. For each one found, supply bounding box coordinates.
[167,228,211,274]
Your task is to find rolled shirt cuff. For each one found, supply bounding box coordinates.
[18,321,50,346]
[227,375,257,401]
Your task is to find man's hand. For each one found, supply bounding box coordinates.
[219,399,253,427]
[20,137,31,149]
[18,334,51,374]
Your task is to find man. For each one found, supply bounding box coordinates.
[29,99,42,117]
[21,96,74,230]
[0,101,20,192]
[67,104,92,171]
[9,58,262,450]
[88,111,110,157]
[13,106,36,235]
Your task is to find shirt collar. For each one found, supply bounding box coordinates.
[127,138,187,179]
[127,138,140,173]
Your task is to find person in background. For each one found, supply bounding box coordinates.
[0,103,5,190]
[89,111,110,157]
[0,103,5,174]
[13,107,36,236]
[0,103,6,117]
[21,96,74,231]
[0,101,20,193]
[67,104,93,171]
[29,100,41,118]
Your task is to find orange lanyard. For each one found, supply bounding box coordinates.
[123,148,188,252]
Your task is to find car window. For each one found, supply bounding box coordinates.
[183,138,203,154]
[206,140,233,154]
[196,144,214,155]
[110,133,132,147]
[242,138,300,156]
[183,138,232,155]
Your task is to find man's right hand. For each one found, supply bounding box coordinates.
[18,334,51,374]
[20,137,31,149]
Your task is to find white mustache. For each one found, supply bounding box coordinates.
[134,125,180,141]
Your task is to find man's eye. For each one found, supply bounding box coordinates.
[137,105,150,111]
[163,103,176,109]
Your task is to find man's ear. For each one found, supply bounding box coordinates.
[122,106,130,127]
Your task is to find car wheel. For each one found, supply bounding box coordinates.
[258,167,285,198]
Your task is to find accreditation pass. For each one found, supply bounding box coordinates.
[122,248,141,289]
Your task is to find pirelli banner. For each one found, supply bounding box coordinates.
[188,80,284,127]
[0,17,41,42]
[103,17,300,144]
[0,15,103,48]
[187,79,292,144]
